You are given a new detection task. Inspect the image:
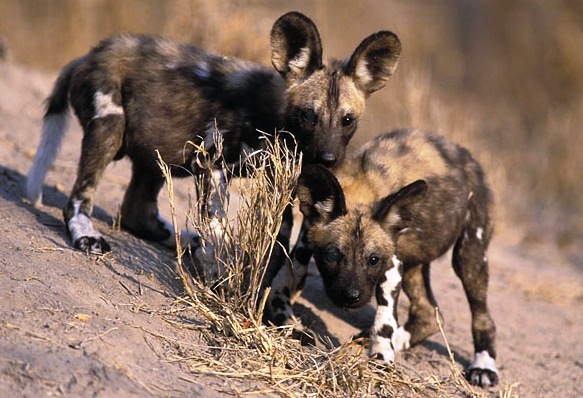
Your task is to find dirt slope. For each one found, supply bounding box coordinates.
[1,61,582,397]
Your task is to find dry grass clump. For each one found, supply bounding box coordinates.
[157,129,506,397]
[178,129,300,324]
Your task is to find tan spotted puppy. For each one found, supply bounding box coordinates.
[281,129,498,387]
[25,12,401,256]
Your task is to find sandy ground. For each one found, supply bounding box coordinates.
[1,61,582,397]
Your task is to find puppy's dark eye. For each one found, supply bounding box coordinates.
[301,108,318,126]
[368,255,380,267]
[341,114,355,128]
[326,247,343,262]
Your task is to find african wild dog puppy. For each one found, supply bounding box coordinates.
[280,129,499,387]
[24,12,401,254]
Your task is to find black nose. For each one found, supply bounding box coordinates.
[318,151,337,168]
[345,288,362,305]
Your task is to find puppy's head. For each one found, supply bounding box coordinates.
[271,12,401,169]
[297,165,427,309]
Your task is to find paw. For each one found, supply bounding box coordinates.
[291,327,316,346]
[466,350,499,387]
[185,232,201,248]
[264,310,315,346]
[352,328,370,342]
[465,366,499,388]
[369,350,395,368]
[191,239,226,281]
[159,225,201,250]
[175,230,201,249]
[73,236,111,254]
[392,326,411,352]
[369,337,395,365]
[68,211,110,254]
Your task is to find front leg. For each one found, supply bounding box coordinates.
[370,256,403,364]
[265,219,312,327]
[191,167,231,279]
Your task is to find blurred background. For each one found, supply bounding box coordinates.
[1,0,581,261]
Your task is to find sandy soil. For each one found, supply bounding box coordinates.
[1,61,582,397]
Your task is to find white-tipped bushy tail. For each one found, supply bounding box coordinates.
[25,112,70,207]
[24,56,84,207]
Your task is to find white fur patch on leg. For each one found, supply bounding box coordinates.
[370,266,402,364]
[370,335,395,363]
[68,200,102,241]
[468,350,499,387]
[188,215,230,280]
[370,304,397,364]
[392,326,411,352]
[157,215,176,248]
[469,350,497,373]
[66,198,111,253]
[209,217,228,241]
[67,199,110,253]
[207,169,228,219]
[92,91,124,119]
[201,122,219,152]
[68,212,101,241]
[372,290,398,333]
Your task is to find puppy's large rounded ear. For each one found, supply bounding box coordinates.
[345,31,401,95]
[297,165,347,224]
[271,12,323,81]
[373,180,427,236]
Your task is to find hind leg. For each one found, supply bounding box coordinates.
[453,226,498,387]
[120,165,173,244]
[64,114,124,253]
[121,161,206,250]
[396,262,440,351]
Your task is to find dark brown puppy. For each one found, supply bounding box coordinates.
[25,12,401,254]
[272,129,498,387]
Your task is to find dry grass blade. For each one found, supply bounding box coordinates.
[435,307,494,398]
[499,382,520,398]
